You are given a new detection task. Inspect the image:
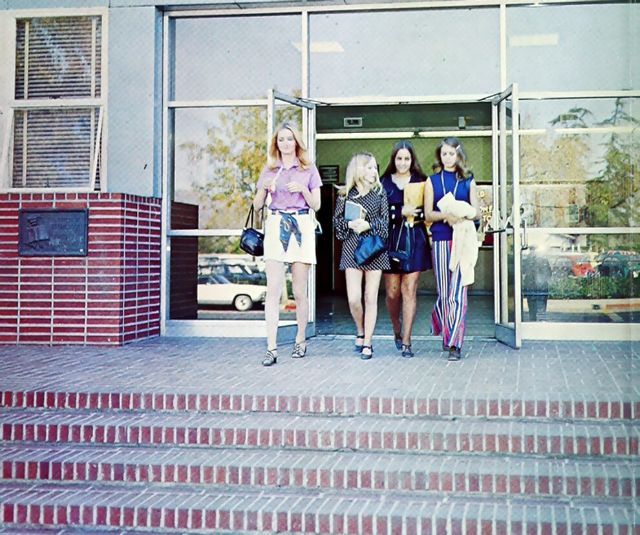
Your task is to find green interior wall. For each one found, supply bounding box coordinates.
[316,136,492,185]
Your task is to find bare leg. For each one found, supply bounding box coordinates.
[363,270,383,347]
[291,262,310,345]
[400,271,420,345]
[384,273,402,338]
[345,269,364,338]
[265,260,286,351]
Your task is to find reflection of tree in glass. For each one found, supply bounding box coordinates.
[180,105,301,253]
[579,99,638,232]
[520,130,589,227]
[520,98,638,235]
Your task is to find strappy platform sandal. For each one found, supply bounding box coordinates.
[394,332,403,351]
[262,349,278,366]
[360,345,373,360]
[291,342,307,359]
[354,334,365,353]
[401,344,414,358]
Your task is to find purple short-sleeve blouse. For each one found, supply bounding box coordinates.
[257,160,322,211]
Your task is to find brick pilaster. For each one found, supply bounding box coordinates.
[0,193,161,345]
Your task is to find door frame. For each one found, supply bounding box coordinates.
[491,83,523,348]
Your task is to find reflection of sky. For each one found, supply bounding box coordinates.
[309,9,500,97]
[173,15,301,100]
[507,4,636,92]
[172,4,635,102]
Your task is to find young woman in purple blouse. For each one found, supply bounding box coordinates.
[253,123,322,366]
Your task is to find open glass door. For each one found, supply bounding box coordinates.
[267,90,318,340]
[491,84,524,348]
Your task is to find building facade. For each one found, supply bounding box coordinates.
[0,0,637,346]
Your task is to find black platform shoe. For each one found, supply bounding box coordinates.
[401,344,414,358]
[262,349,278,366]
[360,345,373,360]
[447,347,461,361]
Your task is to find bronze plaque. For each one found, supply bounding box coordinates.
[18,209,88,256]
[319,165,339,184]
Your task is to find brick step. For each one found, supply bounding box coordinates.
[2,389,635,421]
[0,445,636,498]
[2,409,638,457]
[0,482,635,534]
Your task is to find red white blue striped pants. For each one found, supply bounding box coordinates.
[431,240,468,349]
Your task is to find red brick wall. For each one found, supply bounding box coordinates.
[0,193,161,345]
[169,202,198,320]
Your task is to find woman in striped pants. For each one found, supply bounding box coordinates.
[424,137,479,360]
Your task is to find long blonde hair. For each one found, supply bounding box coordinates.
[338,152,382,197]
[267,122,312,169]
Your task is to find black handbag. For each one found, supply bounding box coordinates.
[388,225,411,271]
[354,233,385,266]
[239,206,264,256]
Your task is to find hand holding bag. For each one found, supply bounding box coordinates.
[354,233,385,266]
[239,205,264,256]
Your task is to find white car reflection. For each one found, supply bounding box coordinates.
[197,274,266,311]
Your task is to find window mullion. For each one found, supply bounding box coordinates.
[24,21,29,99]
[91,18,97,98]
[21,112,27,187]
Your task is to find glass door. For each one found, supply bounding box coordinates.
[491,84,524,348]
[268,90,318,339]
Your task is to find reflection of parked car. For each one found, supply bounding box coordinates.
[572,259,596,277]
[549,255,596,278]
[199,262,266,285]
[598,252,640,278]
[197,274,266,311]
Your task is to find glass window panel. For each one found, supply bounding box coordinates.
[172,105,303,230]
[171,15,301,101]
[309,8,499,98]
[507,3,636,92]
[523,232,640,323]
[519,98,638,229]
[168,237,295,321]
[172,106,267,230]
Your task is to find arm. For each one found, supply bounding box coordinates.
[333,195,350,241]
[467,180,480,220]
[286,165,322,211]
[253,167,276,211]
[308,187,321,212]
[369,193,389,240]
[424,178,449,224]
[253,186,269,211]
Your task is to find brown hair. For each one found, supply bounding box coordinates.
[432,136,472,178]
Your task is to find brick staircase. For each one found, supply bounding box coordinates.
[0,388,637,533]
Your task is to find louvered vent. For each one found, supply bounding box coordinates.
[12,108,101,188]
